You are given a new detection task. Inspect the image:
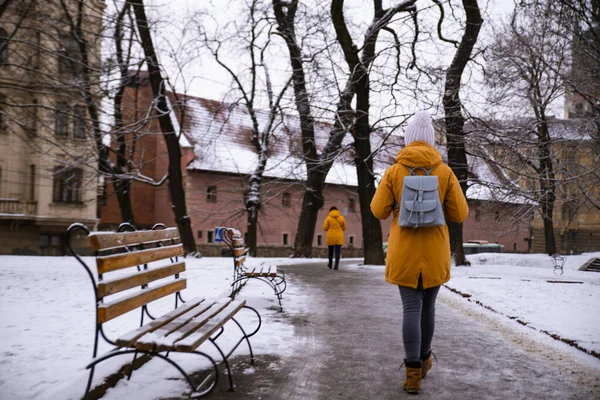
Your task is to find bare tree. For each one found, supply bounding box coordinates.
[485,2,573,254]
[331,0,422,264]
[273,0,422,261]
[128,0,198,255]
[443,0,483,265]
[198,0,292,256]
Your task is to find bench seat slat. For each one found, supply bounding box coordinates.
[98,279,186,323]
[244,265,277,277]
[134,298,224,351]
[115,297,205,347]
[96,244,184,274]
[98,262,185,298]
[175,300,246,352]
[136,298,233,351]
[89,228,180,251]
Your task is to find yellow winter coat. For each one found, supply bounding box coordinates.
[370,141,469,289]
[323,209,347,246]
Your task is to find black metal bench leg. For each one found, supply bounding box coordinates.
[83,365,96,400]
[86,349,219,399]
[231,316,255,365]
[127,350,139,381]
[208,339,235,391]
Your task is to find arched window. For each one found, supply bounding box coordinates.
[206,186,217,203]
[0,29,8,64]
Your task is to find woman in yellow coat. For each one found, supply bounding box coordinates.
[323,206,346,270]
[370,111,469,394]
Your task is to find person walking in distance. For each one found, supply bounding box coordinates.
[323,206,347,270]
[370,111,469,394]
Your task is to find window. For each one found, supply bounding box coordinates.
[348,198,356,212]
[475,209,481,222]
[52,167,83,203]
[348,235,355,247]
[58,34,80,75]
[55,102,69,136]
[561,203,576,221]
[197,230,203,239]
[40,234,65,256]
[206,186,217,203]
[0,29,8,64]
[27,99,37,136]
[282,233,289,246]
[317,234,322,247]
[207,230,214,243]
[494,210,501,223]
[29,164,36,201]
[282,192,291,208]
[73,105,86,138]
[0,94,5,130]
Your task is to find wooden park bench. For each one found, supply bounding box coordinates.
[218,228,287,311]
[66,223,262,399]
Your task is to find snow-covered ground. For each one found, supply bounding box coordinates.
[1,252,599,399]
[447,252,600,356]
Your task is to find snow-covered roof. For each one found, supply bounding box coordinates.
[170,93,531,205]
[476,117,596,142]
[173,95,400,186]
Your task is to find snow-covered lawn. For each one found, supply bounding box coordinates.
[447,252,600,356]
[0,255,306,400]
[1,252,599,399]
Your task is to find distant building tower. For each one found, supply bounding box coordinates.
[565,25,600,119]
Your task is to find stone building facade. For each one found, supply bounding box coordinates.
[0,1,104,255]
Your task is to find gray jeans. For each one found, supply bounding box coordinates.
[398,283,441,363]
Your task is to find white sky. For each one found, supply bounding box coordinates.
[133,0,561,128]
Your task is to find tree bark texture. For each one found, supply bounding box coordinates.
[442,0,482,266]
[129,0,198,255]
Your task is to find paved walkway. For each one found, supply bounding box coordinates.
[205,261,600,400]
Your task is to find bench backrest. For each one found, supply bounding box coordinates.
[224,229,247,267]
[88,228,185,324]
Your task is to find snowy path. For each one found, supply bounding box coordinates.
[204,261,600,400]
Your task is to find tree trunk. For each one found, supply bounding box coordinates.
[537,118,557,255]
[246,205,258,256]
[354,76,384,265]
[273,1,348,257]
[442,0,482,266]
[113,180,135,224]
[293,171,327,257]
[129,0,198,255]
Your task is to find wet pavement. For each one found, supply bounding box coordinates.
[198,261,600,400]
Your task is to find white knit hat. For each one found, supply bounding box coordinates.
[404,110,435,146]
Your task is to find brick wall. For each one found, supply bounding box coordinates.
[463,200,532,252]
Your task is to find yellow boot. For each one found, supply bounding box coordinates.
[421,351,433,379]
[403,360,422,394]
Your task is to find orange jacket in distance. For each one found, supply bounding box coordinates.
[370,141,469,289]
[323,209,347,246]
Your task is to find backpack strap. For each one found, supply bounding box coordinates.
[404,165,435,176]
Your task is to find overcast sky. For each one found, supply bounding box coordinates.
[134,0,565,125]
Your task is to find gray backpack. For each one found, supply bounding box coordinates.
[398,166,445,228]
